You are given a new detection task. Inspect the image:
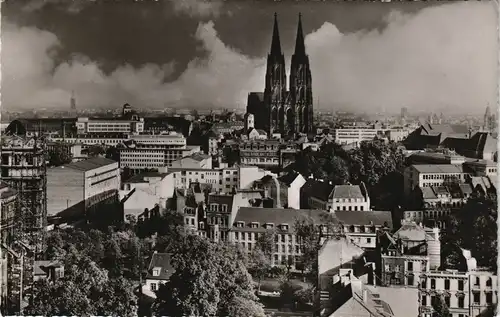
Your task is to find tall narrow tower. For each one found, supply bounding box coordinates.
[484,106,491,131]
[70,90,76,111]
[290,13,313,134]
[264,13,287,134]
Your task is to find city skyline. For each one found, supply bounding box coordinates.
[2,0,498,115]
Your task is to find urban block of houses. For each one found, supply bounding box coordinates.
[251,172,307,209]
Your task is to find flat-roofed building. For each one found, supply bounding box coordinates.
[404,164,469,198]
[119,145,201,170]
[47,157,120,218]
[76,117,144,135]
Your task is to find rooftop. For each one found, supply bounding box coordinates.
[146,253,174,281]
[65,157,117,172]
[412,164,464,174]
[332,185,365,199]
[124,171,171,184]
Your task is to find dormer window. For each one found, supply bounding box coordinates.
[237,221,245,228]
[152,267,162,277]
[281,224,289,231]
[251,222,259,229]
[210,203,218,211]
[266,223,274,229]
[221,204,228,212]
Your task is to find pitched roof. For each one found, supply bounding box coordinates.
[332,185,365,199]
[334,211,392,227]
[233,207,333,231]
[65,157,117,172]
[188,152,211,161]
[393,222,428,241]
[277,171,300,187]
[146,253,174,281]
[421,187,437,199]
[304,179,334,201]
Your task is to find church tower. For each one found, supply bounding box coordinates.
[289,13,313,134]
[264,13,287,134]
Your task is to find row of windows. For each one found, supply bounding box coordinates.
[334,205,366,211]
[422,174,462,180]
[428,276,493,290]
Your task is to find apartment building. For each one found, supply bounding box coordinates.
[239,139,281,167]
[76,117,144,135]
[212,121,245,135]
[0,182,17,245]
[47,157,120,217]
[337,211,392,249]
[302,180,371,212]
[205,193,250,243]
[377,223,441,287]
[230,207,330,268]
[419,269,497,317]
[332,128,380,147]
[168,165,273,194]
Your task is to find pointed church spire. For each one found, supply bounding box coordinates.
[270,12,282,56]
[294,13,306,56]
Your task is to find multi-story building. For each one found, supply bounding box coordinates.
[404,165,469,198]
[252,172,306,209]
[46,157,120,219]
[76,116,144,135]
[332,127,381,146]
[337,211,393,249]
[302,180,371,212]
[168,165,274,194]
[0,134,47,257]
[170,153,212,169]
[239,139,281,167]
[377,223,441,287]
[119,144,200,170]
[230,207,328,268]
[419,269,497,317]
[205,193,250,243]
[211,121,245,135]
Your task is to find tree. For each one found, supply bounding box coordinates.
[87,145,105,157]
[152,235,265,317]
[25,250,137,317]
[248,247,271,291]
[48,142,73,166]
[431,295,450,317]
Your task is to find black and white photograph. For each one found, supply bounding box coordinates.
[0,0,498,316]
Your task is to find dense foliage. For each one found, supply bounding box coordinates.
[441,195,497,271]
[152,235,265,317]
[48,142,73,166]
[431,295,450,317]
[292,140,406,209]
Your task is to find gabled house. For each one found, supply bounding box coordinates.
[143,252,174,299]
[302,180,370,212]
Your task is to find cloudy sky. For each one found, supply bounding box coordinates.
[2,0,498,114]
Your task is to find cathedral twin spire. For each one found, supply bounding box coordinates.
[269,13,306,58]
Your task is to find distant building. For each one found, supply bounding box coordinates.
[403,164,469,198]
[205,192,250,243]
[119,143,201,170]
[239,139,281,167]
[252,171,306,209]
[0,182,17,245]
[33,260,64,282]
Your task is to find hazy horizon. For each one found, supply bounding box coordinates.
[2,0,498,115]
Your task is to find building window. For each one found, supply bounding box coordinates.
[407,275,414,286]
[235,232,239,240]
[407,262,413,271]
[444,279,450,290]
[458,297,464,308]
[431,279,436,289]
[444,296,450,307]
[366,238,371,244]
[486,277,492,287]
[458,280,464,291]
[473,291,480,304]
[150,283,157,291]
[421,295,427,306]
[486,292,493,304]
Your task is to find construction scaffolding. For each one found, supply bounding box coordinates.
[0,134,48,258]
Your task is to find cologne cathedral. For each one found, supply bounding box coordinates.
[246,13,314,136]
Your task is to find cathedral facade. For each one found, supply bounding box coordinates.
[246,13,314,137]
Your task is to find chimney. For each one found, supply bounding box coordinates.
[362,289,368,303]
